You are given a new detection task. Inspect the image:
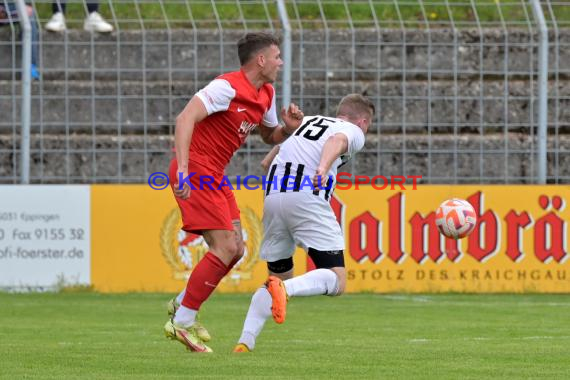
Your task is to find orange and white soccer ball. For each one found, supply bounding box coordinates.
[435,198,477,239]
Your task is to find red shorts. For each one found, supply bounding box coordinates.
[169,159,240,235]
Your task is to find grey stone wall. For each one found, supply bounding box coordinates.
[1,28,569,183]
[1,134,568,184]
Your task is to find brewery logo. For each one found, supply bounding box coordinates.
[161,207,262,284]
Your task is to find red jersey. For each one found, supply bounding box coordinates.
[189,69,278,173]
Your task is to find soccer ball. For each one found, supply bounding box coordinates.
[435,198,477,239]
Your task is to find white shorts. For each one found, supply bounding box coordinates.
[260,191,345,263]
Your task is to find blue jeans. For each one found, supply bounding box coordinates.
[1,2,40,66]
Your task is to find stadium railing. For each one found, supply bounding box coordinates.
[0,0,569,184]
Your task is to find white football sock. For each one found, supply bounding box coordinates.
[238,287,272,350]
[175,289,185,305]
[284,269,339,297]
[173,305,198,327]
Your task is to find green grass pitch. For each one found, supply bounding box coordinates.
[1,292,569,379]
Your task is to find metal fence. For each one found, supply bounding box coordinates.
[1,0,569,184]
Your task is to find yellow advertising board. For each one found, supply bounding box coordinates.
[91,185,570,293]
[91,185,307,293]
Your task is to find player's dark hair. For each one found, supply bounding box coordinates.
[237,32,281,65]
[336,94,375,122]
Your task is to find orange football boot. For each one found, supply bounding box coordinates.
[265,276,288,324]
[232,343,251,353]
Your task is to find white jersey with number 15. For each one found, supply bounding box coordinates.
[268,115,365,198]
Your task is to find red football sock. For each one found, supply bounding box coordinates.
[181,252,228,310]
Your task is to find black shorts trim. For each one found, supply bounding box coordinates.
[308,248,345,269]
[267,257,294,273]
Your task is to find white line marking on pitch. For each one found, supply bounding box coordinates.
[407,336,570,343]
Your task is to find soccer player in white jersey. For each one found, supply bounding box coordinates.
[233,94,375,352]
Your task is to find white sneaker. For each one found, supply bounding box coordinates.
[45,12,66,32]
[83,12,113,33]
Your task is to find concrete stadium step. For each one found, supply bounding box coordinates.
[2,79,568,134]
[1,29,569,81]
[0,134,568,184]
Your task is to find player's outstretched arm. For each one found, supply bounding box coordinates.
[173,96,208,199]
[261,145,280,174]
[312,133,349,187]
[258,103,304,145]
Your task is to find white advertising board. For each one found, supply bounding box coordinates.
[0,186,90,290]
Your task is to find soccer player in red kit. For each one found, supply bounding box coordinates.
[163,32,303,353]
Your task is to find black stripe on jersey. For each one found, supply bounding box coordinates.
[266,164,277,196]
[337,154,349,169]
[280,162,292,193]
[293,164,305,192]
[324,176,334,201]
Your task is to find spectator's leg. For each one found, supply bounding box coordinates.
[6,4,39,79]
[87,3,99,14]
[46,1,66,32]
[52,0,66,15]
[28,6,40,77]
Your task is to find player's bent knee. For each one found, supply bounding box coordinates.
[208,234,240,261]
[307,248,345,296]
[227,240,241,258]
[217,241,238,257]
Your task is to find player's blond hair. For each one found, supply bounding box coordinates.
[336,94,375,122]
